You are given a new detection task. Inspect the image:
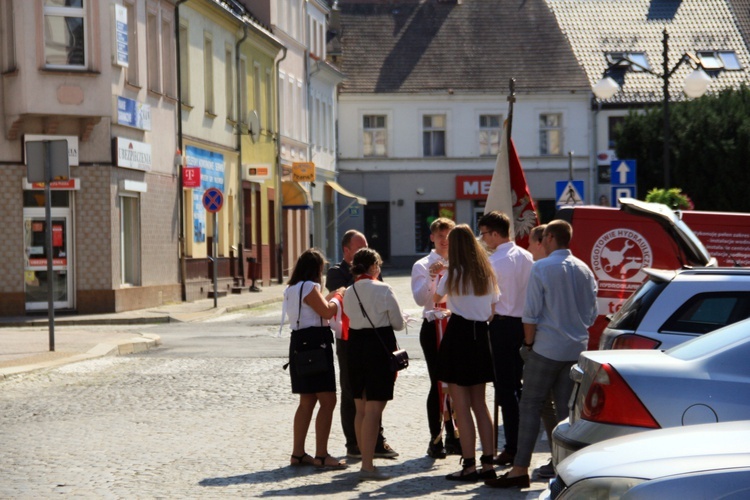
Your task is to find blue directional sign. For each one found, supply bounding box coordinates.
[556,180,585,209]
[202,187,224,213]
[611,186,637,207]
[610,160,636,186]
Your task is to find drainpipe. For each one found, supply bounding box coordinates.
[236,25,248,287]
[275,45,288,283]
[175,0,188,301]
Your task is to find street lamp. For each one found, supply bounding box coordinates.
[593,28,711,189]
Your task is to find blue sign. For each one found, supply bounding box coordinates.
[203,187,224,213]
[610,160,637,186]
[611,186,637,207]
[187,146,225,243]
[116,96,151,130]
[556,180,585,208]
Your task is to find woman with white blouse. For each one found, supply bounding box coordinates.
[284,248,346,469]
[435,224,500,482]
[343,248,405,481]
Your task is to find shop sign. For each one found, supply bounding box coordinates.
[24,135,79,166]
[23,178,80,190]
[113,4,129,67]
[292,162,315,182]
[456,175,492,200]
[183,167,201,188]
[114,137,152,171]
[116,96,152,130]
[243,164,271,181]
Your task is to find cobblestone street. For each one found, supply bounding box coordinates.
[1,348,551,498]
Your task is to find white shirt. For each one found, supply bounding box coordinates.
[344,279,405,331]
[436,274,499,322]
[411,250,449,318]
[489,241,534,318]
[283,281,328,330]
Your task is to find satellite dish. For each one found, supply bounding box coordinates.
[247,110,260,143]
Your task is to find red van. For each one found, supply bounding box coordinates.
[556,199,750,349]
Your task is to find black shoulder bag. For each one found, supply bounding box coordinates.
[286,283,331,376]
[351,283,409,372]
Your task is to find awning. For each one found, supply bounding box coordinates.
[282,181,312,210]
[327,180,367,205]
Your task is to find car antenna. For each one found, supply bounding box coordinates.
[724,245,741,267]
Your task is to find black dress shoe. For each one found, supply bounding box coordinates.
[493,450,515,466]
[427,441,446,459]
[444,436,462,455]
[484,471,530,488]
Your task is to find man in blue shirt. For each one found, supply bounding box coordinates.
[486,219,597,488]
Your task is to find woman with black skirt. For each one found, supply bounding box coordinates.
[285,248,346,469]
[343,248,405,481]
[435,224,500,481]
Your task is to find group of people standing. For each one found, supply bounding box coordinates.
[283,213,598,487]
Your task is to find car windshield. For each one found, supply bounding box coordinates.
[667,317,750,360]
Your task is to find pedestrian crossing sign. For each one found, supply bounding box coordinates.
[556,180,585,208]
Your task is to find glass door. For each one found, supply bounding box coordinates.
[23,208,73,310]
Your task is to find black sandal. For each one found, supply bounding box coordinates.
[445,457,478,481]
[290,453,315,466]
[479,454,497,480]
[314,454,347,469]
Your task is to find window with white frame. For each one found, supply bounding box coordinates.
[479,114,501,156]
[363,115,386,157]
[124,0,139,85]
[225,47,234,121]
[161,12,175,97]
[43,0,86,68]
[179,22,190,105]
[239,56,247,123]
[146,9,159,92]
[539,113,562,155]
[120,194,141,286]
[423,114,446,157]
[204,33,214,115]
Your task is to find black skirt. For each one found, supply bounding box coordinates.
[289,326,336,394]
[437,314,494,386]
[347,327,397,402]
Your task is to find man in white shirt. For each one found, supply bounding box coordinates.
[478,211,534,467]
[411,217,459,459]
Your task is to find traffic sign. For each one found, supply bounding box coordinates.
[611,186,637,207]
[610,160,636,186]
[556,180,585,208]
[202,187,224,213]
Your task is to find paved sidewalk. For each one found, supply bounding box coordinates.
[0,280,289,379]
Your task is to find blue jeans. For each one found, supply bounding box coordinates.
[514,349,575,467]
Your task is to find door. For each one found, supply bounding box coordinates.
[23,208,73,310]
[364,202,390,262]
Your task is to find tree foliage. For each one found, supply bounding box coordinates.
[614,85,750,212]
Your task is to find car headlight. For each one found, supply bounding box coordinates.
[557,477,646,499]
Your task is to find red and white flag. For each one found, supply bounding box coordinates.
[484,119,539,248]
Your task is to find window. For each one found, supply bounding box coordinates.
[661,292,750,335]
[253,63,262,127]
[0,0,16,72]
[539,113,562,155]
[225,47,234,121]
[265,69,273,129]
[608,116,625,149]
[363,115,386,157]
[479,114,501,156]
[606,52,650,72]
[44,0,86,68]
[239,56,247,123]
[120,194,141,286]
[698,51,742,71]
[204,33,214,115]
[125,1,139,86]
[423,114,446,157]
[161,13,175,97]
[146,10,159,92]
[179,22,189,105]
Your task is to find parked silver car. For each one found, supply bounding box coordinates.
[552,317,750,466]
[599,267,750,350]
[542,421,750,500]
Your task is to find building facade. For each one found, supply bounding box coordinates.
[0,0,181,316]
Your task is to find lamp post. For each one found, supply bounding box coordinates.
[593,28,711,189]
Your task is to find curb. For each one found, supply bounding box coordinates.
[0,334,161,380]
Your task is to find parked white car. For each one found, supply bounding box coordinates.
[541,420,750,499]
[553,317,750,466]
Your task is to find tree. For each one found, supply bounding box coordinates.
[614,85,750,212]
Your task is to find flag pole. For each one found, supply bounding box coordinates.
[507,78,516,139]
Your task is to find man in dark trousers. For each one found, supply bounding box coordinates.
[326,229,398,459]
